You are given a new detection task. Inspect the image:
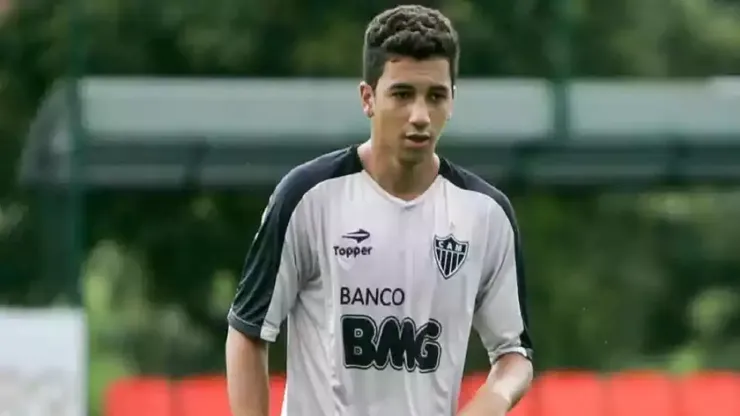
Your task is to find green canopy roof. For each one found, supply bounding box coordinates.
[19,77,740,188]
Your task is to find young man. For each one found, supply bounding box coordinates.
[226,5,533,416]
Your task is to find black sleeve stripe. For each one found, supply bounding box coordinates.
[227,309,263,338]
[439,158,534,352]
[228,146,363,340]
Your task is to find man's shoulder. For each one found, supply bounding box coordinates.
[439,157,514,217]
[270,145,362,212]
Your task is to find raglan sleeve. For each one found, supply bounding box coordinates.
[227,179,314,343]
[472,196,534,364]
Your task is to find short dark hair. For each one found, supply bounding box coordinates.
[363,5,459,89]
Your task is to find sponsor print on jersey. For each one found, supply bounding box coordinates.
[340,286,405,306]
[334,228,373,258]
[341,315,442,373]
[433,234,469,279]
[342,228,371,243]
[334,245,373,258]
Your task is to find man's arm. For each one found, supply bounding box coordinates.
[460,197,534,415]
[225,180,313,416]
[226,328,270,416]
[459,353,533,415]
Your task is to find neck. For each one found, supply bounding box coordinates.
[358,140,439,200]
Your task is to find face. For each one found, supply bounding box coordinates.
[360,56,454,165]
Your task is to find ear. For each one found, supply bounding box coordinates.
[359,81,375,118]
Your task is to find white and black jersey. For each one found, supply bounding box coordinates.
[228,145,533,416]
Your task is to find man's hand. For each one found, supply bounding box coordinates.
[458,353,533,415]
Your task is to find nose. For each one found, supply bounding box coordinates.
[409,99,431,130]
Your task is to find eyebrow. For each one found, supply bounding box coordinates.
[429,85,450,94]
[388,82,450,93]
[388,82,415,90]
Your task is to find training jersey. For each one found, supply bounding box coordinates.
[227,145,533,416]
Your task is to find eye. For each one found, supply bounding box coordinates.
[429,93,447,102]
[392,91,413,100]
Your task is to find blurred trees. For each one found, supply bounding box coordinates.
[0,0,740,400]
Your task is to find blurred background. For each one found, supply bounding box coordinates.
[2,0,740,415]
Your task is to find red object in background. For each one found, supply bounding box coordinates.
[606,370,677,416]
[678,372,740,416]
[175,376,230,416]
[105,378,172,416]
[531,371,604,416]
[456,372,486,410]
[105,371,740,416]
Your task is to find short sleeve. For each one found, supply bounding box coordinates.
[472,198,534,363]
[227,181,312,343]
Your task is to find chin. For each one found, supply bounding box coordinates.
[397,148,435,166]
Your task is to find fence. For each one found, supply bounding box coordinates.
[106,371,740,416]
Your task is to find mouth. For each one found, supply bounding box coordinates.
[404,133,432,144]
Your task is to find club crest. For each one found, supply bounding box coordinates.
[433,234,469,279]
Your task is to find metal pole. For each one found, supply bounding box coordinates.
[550,0,573,141]
[65,0,85,307]
[64,0,89,412]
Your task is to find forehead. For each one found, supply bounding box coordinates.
[377,57,452,89]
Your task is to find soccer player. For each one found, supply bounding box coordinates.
[225,4,533,416]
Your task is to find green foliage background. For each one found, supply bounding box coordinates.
[1,1,740,414]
